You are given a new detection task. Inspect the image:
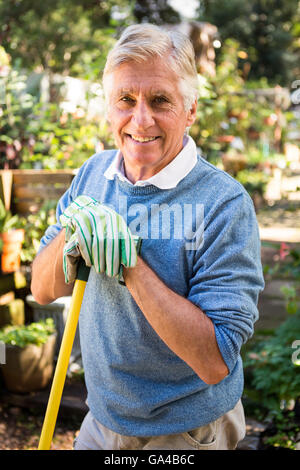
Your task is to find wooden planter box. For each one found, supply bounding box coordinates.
[0,169,77,215]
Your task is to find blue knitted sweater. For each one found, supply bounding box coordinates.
[40,149,264,436]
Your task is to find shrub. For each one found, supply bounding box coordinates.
[235,169,270,198]
[244,313,300,414]
[0,318,55,347]
[20,200,57,264]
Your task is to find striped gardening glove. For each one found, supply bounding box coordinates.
[59,195,141,284]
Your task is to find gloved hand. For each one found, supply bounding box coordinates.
[59,195,141,283]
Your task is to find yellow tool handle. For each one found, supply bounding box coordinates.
[38,277,87,450]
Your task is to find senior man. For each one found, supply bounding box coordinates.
[31,23,264,450]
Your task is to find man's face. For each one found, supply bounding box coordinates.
[105,57,197,182]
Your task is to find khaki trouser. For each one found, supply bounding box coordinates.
[73,399,245,450]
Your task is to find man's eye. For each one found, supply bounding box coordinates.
[121,96,134,103]
[153,96,168,105]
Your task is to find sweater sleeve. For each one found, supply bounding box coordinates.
[187,191,265,373]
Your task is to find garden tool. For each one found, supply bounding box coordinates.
[38,196,141,450]
[38,259,90,450]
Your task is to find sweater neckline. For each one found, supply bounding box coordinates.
[117,178,164,195]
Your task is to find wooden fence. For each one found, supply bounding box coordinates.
[0,169,77,215]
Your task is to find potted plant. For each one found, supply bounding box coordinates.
[20,200,57,265]
[0,318,56,393]
[0,199,25,273]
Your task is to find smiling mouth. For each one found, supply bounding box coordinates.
[127,134,160,143]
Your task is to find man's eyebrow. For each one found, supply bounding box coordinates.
[114,88,136,96]
[151,89,172,96]
[113,88,173,97]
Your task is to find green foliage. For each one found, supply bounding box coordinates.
[19,102,114,170]
[0,61,115,170]
[20,200,57,264]
[0,60,37,168]
[198,0,300,86]
[0,318,55,347]
[244,313,300,414]
[242,148,286,170]
[190,39,286,163]
[0,0,130,80]
[263,243,300,281]
[285,248,300,281]
[245,245,300,419]
[1,0,298,88]
[262,410,300,450]
[235,169,270,197]
[280,284,299,315]
[0,199,23,233]
[133,0,180,25]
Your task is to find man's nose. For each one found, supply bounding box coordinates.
[131,100,155,130]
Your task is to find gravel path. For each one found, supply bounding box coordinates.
[0,402,81,450]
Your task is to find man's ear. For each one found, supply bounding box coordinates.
[186,98,198,127]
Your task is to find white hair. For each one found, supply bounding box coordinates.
[102,23,198,111]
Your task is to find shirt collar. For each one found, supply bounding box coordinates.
[104,135,197,189]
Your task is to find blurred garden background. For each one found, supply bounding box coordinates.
[0,0,300,450]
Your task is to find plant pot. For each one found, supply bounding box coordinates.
[1,333,56,393]
[0,229,24,273]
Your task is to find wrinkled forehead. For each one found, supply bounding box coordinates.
[103,57,182,100]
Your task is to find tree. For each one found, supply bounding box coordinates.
[198,0,300,86]
[133,0,180,25]
[0,0,131,79]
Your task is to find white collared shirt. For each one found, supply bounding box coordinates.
[103,135,198,189]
